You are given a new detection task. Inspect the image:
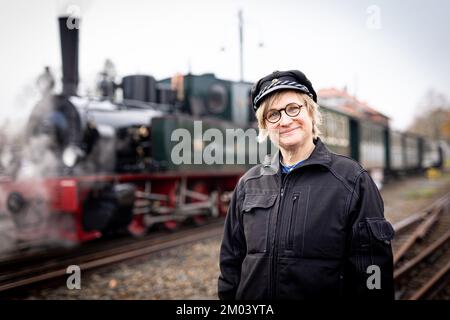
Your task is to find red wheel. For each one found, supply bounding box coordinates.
[163,220,179,231]
[167,185,177,208]
[216,189,230,217]
[127,215,146,237]
[189,181,209,224]
[192,214,206,226]
[161,182,179,231]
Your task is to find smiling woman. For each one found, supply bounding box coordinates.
[255,88,322,148]
[218,69,395,300]
[257,91,318,164]
[253,72,322,167]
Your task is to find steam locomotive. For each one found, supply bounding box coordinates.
[0,16,259,244]
[0,16,445,245]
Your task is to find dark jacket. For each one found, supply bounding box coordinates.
[218,138,395,300]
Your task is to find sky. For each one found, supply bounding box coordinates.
[0,0,449,130]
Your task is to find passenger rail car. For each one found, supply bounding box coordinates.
[318,103,444,185]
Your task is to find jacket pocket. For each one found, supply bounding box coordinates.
[357,218,395,271]
[242,194,277,254]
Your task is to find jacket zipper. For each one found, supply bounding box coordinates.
[270,178,288,299]
[286,194,298,249]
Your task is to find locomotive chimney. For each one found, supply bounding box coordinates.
[58,16,79,96]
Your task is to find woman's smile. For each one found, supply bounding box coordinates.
[279,126,301,136]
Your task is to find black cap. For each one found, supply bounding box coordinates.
[251,70,317,112]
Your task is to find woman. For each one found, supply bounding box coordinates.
[218,70,394,300]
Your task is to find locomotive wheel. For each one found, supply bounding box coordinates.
[192,214,206,226]
[216,189,230,217]
[161,182,180,231]
[127,215,146,237]
[163,220,180,231]
[190,181,209,226]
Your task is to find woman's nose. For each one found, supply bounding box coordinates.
[279,110,293,126]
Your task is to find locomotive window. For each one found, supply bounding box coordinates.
[207,83,228,114]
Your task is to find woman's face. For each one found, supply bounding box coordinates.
[265,91,314,150]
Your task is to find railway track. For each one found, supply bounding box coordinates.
[393,192,450,300]
[0,219,224,295]
[1,192,449,299]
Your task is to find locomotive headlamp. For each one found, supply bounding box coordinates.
[63,145,85,167]
[7,192,27,214]
[138,126,149,138]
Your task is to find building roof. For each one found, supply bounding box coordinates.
[318,87,390,126]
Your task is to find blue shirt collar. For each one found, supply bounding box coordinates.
[280,159,304,174]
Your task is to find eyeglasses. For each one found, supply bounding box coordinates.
[264,103,303,124]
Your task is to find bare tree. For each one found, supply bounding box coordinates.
[409,89,450,143]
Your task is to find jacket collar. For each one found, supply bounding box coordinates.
[262,137,332,176]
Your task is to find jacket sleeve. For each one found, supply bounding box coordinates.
[344,170,395,300]
[218,181,247,300]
